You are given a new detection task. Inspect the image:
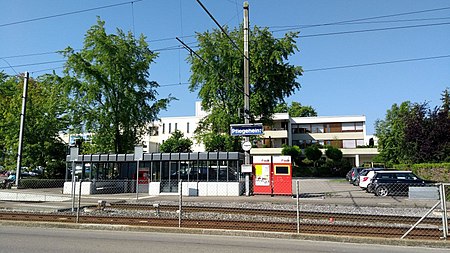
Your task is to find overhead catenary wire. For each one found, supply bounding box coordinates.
[0,0,145,28]
[275,5,450,30]
[304,54,450,72]
[175,37,249,98]
[270,16,450,29]
[275,20,450,37]
[196,0,248,61]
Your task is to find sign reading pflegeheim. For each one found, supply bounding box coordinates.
[230,123,263,136]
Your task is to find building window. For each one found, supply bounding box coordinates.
[175,123,178,131]
[169,123,172,133]
[187,122,190,133]
[343,140,356,149]
[355,122,363,131]
[356,139,364,147]
[162,123,165,134]
[311,124,324,133]
[342,122,355,131]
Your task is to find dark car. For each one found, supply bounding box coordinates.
[371,171,434,196]
[346,167,364,185]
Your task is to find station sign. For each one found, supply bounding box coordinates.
[241,164,253,173]
[230,123,263,136]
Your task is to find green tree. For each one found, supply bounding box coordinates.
[0,73,69,177]
[304,145,322,167]
[281,145,301,165]
[59,19,174,154]
[441,87,450,116]
[375,102,412,165]
[159,130,193,153]
[325,146,343,162]
[189,25,302,149]
[202,133,238,152]
[275,101,317,117]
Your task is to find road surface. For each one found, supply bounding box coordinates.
[0,225,448,253]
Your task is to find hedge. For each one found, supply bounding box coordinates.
[394,163,450,182]
[18,179,65,189]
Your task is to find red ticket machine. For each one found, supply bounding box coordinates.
[253,156,272,194]
[272,156,292,195]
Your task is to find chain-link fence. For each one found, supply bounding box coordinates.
[0,178,448,240]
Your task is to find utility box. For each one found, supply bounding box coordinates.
[253,155,292,195]
[409,186,439,200]
[272,156,292,195]
[253,156,272,195]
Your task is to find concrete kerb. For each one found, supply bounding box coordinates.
[0,220,448,249]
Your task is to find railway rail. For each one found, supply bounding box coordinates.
[0,205,443,240]
[109,203,443,226]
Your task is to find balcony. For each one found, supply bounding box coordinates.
[262,129,288,139]
[250,147,283,155]
[293,132,364,141]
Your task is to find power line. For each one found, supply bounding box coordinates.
[0,0,144,28]
[269,16,450,29]
[304,54,450,72]
[0,41,197,60]
[196,0,247,60]
[289,5,450,30]
[294,21,450,38]
[176,37,248,97]
[0,60,66,69]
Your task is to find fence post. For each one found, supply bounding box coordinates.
[440,183,448,239]
[71,162,75,212]
[76,179,82,223]
[296,180,300,233]
[179,179,183,228]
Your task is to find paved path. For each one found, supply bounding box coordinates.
[0,178,442,211]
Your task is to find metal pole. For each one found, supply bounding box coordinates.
[401,201,440,239]
[296,180,300,233]
[71,161,75,212]
[179,179,183,228]
[76,179,82,223]
[243,1,250,197]
[15,72,29,187]
[440,183,448,239]
[136,159,140,200]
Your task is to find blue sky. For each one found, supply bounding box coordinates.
[1,0,450,134]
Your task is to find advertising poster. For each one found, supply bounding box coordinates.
[255,164,270,186]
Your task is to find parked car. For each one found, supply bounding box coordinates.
[346,167,364,185]
[371,171,434,197]
[358,168,390,192]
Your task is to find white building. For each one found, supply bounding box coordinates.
[144,101,207,152]
[144,102,379,167]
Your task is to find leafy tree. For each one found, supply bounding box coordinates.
[281,145,301,165]
[375,102,412,164]
[189,25,302,149]
[304,145,322,167]
[159,130,193,153]
[376,91,450,164]
[0,73,69,177]
[325,146,343,162]
[59,19,174,154]
[275,101,317,117]
[202,133,239,152]
[404,103,450,163]
[441,87,450,116]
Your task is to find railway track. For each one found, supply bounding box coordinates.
[0,211,440,240]
[109,203,443,226]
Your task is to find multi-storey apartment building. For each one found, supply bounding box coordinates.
[252,113,378,166]
[144,102,378,167]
